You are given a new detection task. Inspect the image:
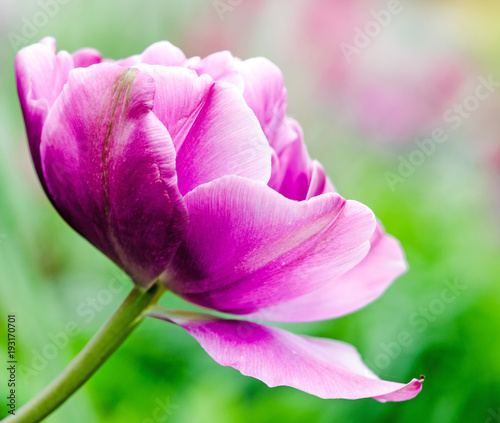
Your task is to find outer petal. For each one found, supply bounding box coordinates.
[149,310,423,402]
[15,37,73,192]
[115,41,187,67]
[140,65,271,195]
[245,223,408,322]
[40,64,188,287]
[167,176,376,314]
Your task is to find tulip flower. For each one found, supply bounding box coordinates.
[10,38,422,423]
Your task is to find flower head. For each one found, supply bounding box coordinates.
[16,38,423,401]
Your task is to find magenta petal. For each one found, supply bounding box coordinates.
[150,311,423,401]
[15,38,73,192]
[168,176,375,313]
[244,223,407,322]
[140,65,271,195]
[40,64,188,286]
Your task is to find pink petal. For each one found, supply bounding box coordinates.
[72,48,102,68]
[184,53,317,202]
[306,160,336,200]
[39,36,56,50]
[140,65,271,195]
[238,57,288,144]
[115,41,187,67]
[167,176,375,314]
[16,38,105,196]
[245,223,407,322]
[150,310,423,401]
[237,59,332,202]
[269,118,313,200]
[186,51,245,92]
[15,38,73,192]
[40,64,187,287]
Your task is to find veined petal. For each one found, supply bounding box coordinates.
[40,64,188,287]
[167,176,375,314]
[149,309,423,402]
[139,65,271,195]
[244,223,408,322]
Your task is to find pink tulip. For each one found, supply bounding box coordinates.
[16,38,422,402]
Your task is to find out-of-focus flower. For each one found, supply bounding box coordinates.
[16,38,423,401]
[299,0,470,143]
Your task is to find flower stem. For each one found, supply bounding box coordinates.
[3,282,165,423]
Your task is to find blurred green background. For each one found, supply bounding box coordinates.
[1,0,500,422]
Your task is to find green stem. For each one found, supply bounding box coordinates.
[3,282,165,423]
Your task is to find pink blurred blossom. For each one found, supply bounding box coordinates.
[299,0,471,143]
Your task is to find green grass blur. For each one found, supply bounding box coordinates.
[1,1,500,422]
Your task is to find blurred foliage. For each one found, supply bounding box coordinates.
[1,1,500,422]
